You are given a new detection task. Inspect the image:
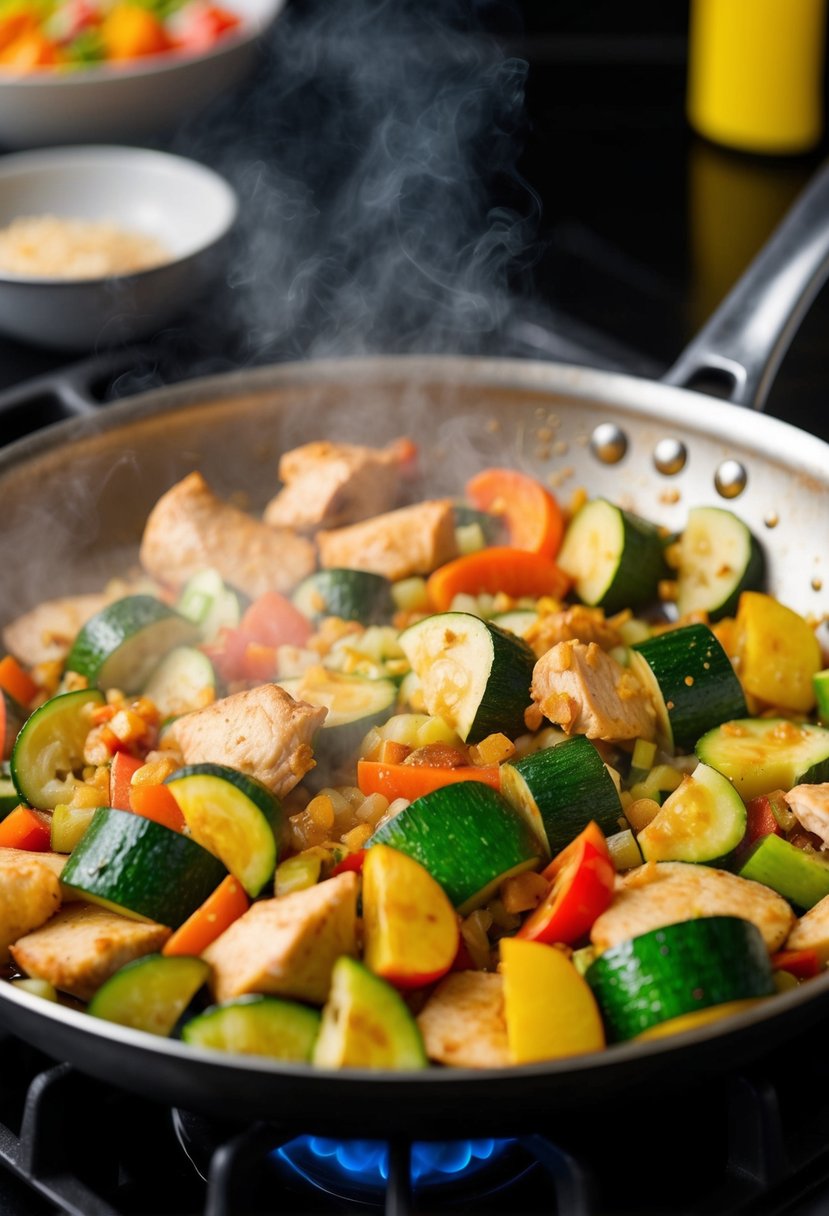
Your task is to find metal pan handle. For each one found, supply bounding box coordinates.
[663,157,829,410]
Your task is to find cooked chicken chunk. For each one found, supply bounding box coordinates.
[203,872,358,1004]
[528,640,657,741]
[10,904,170,1001]
[163,683,326,798]
[785,784,829,848]
[3,593,109,667]
[140,471,316,598]
[0,855,61,963]
[264,438,413,532]
[416,972,509,1068]
[785,894,829,963]
[590,861,794,954]
[316,499,457,582]
[524,605,625,660]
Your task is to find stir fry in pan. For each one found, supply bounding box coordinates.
[0,436,827,1069]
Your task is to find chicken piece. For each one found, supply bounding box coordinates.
[3,593,109,667]
[202,872,358,1004]
[163,683,326,799]
[785,784,829,849]
[316,499,457,582]
[524,605,625,660]
[0,855,61,963]
[785,894,829,963]
[416,972,509,1068]
[139,471,316,598]
[528,640,657,741]
[10,903,170,1002]
[264,438,413,532]
[590,861,794,954]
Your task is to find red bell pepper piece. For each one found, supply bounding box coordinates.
[357,758,501,802]
[745,791,786,846]
[517,821,615,946]
[771,948,821,980]
[0,806,51,851]
[330,849,367,877]
[109,751,144,812]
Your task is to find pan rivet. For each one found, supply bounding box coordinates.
[653,438,687,476]
[591,423,627,464]
[714,459,747,499]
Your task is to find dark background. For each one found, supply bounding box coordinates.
[1,0,828,439]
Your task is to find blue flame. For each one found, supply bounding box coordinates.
[276,1135,513,1190]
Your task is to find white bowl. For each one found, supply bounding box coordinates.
[0,0,285,149]
[0,145,238,351]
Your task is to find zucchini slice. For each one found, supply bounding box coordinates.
[814,670,829,725]
[11,687,105,810]
[368,783,543,914]
[453,504,504,546]
[489,609,538,638]
[176,569,246,640]
[585,916,774,1041]
[0,690,26,763]
[182,995,321,1060]
[88,954,210,1035]
[0,762,20,818]
[675,507,765,620]
[165,763,281,898]
[142,647,216,719]
[66,596,199,693]
[696,718,829,802]
[631,623,746,751]
[636,763,747,864]
[292,568,394,624]
[557,498,669,613]
[501,736,623,858]
[50,804,97,853]
[312,957,427,1070]
[277,669,397,761]
[738,834,829,909]
[399,612,535,743]
[61,807,226,927]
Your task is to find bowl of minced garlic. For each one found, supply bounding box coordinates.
[0,145,237,350]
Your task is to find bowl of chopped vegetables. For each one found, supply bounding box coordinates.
[0,143,238,349]
[0,0,285,148]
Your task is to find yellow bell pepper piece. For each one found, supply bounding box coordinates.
[736,591,821,713]
[500,937,605,1063]
[101,4,170,60]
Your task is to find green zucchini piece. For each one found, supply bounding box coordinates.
[368,783,543,914]
[675,507,765,620]
[61,807,226,927]
[606,828,643,871]
[182,994,321,1060]
[814,670,829,725]
[277,670,398,762]
[176,568,246,640]
[50,803,97,853]
[453,504,504,546]
[631,623,747,751]
[165,763,281,898]
[501,736,623,858]
[66,596,199,693]
[557,498,669,613]
[312,956,426,1069]
[585,916,774,1041]
[489,609,538,638]
[142,647,216,719]
[0,763,20,818]
[88,954,210,1035]
[738,834,829,909]
[11,687,105,810]
[696,718,829,802]
[399,612,535,743]
[292,569,394,624]
[0,690,26,762]
[636,763,747,864]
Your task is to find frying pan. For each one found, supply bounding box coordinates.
[0,162,828,1141]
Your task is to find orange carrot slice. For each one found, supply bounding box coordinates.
[466,468,565,557]
[427,547,571,611]
[162,875,249,956]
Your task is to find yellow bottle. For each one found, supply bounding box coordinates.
[688,0,827,154]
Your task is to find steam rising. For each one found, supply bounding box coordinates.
[155,0,539,372]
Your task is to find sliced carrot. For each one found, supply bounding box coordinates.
[110,751,144,812]
[0,656,37,707]
[162,874,249,956]
[466,468,565,558]
[426,547,571,612]
[0,806,51,851]
[357,759,501,803]
[129,783,186,833]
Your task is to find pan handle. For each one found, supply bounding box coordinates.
[663,157,829,409]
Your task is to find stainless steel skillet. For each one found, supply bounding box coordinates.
[0,164,828,1138]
